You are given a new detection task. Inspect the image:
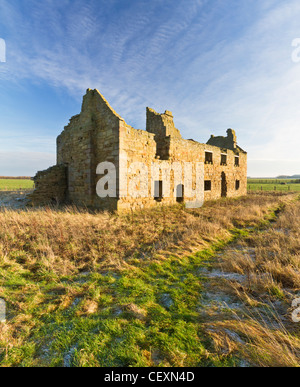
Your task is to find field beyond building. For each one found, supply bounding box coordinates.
[248,178,300,192]
[0,179,34,191]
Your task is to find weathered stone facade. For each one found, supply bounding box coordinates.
[28,165,67,206]
[28,89,247,210]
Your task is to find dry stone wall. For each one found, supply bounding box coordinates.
[27,165,67,206]
[28,89,247,211]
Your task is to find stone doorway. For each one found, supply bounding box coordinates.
[176,184,184,203]
[221,172,227,198]
[154,180,163,202]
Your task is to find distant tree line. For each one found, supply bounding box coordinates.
[248,179,300,184]
[0,176,33,180]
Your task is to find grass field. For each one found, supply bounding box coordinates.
[0,192,299,367]
[248,178,300,192]
[1,177,300,193]
[0,179,34,191]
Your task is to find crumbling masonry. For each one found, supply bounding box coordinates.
[28,89,247,210]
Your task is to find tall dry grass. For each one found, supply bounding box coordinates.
[0,193,290,277]
[217,197,300,293]
[0,192,298,367]
[203,195,300,366]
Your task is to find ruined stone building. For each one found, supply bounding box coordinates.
[28,89,247,211]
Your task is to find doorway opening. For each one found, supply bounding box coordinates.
[154,180,163,201]
[176,184,184,203]
[221,172,227,198]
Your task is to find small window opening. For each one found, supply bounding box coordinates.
[204,180,212,191]
[176,184,184,203]
[154,180,163,201]
[221,154,227,166]
[235,156,240,166]
[205,151,213,164]
[235,180,240,190]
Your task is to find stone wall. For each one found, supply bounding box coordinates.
[146,107,181,159]
[167,135,247,201]
[27,165,67,206]
[117,122,247,211]
[56,89,124,210]
[28,89,247,211]
[207,128,239,151]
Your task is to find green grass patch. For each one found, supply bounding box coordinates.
[0,179,34,191]
[247,178,300,192]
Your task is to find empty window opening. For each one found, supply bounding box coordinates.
[204,180,212,191]
[154,180,163,201]
[235,180,240,190]
[205,151,213,164]
[235,156,240,166]
[221,154,227,166]
[176,184,184,203]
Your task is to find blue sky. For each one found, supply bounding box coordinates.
[0,0,300,177]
